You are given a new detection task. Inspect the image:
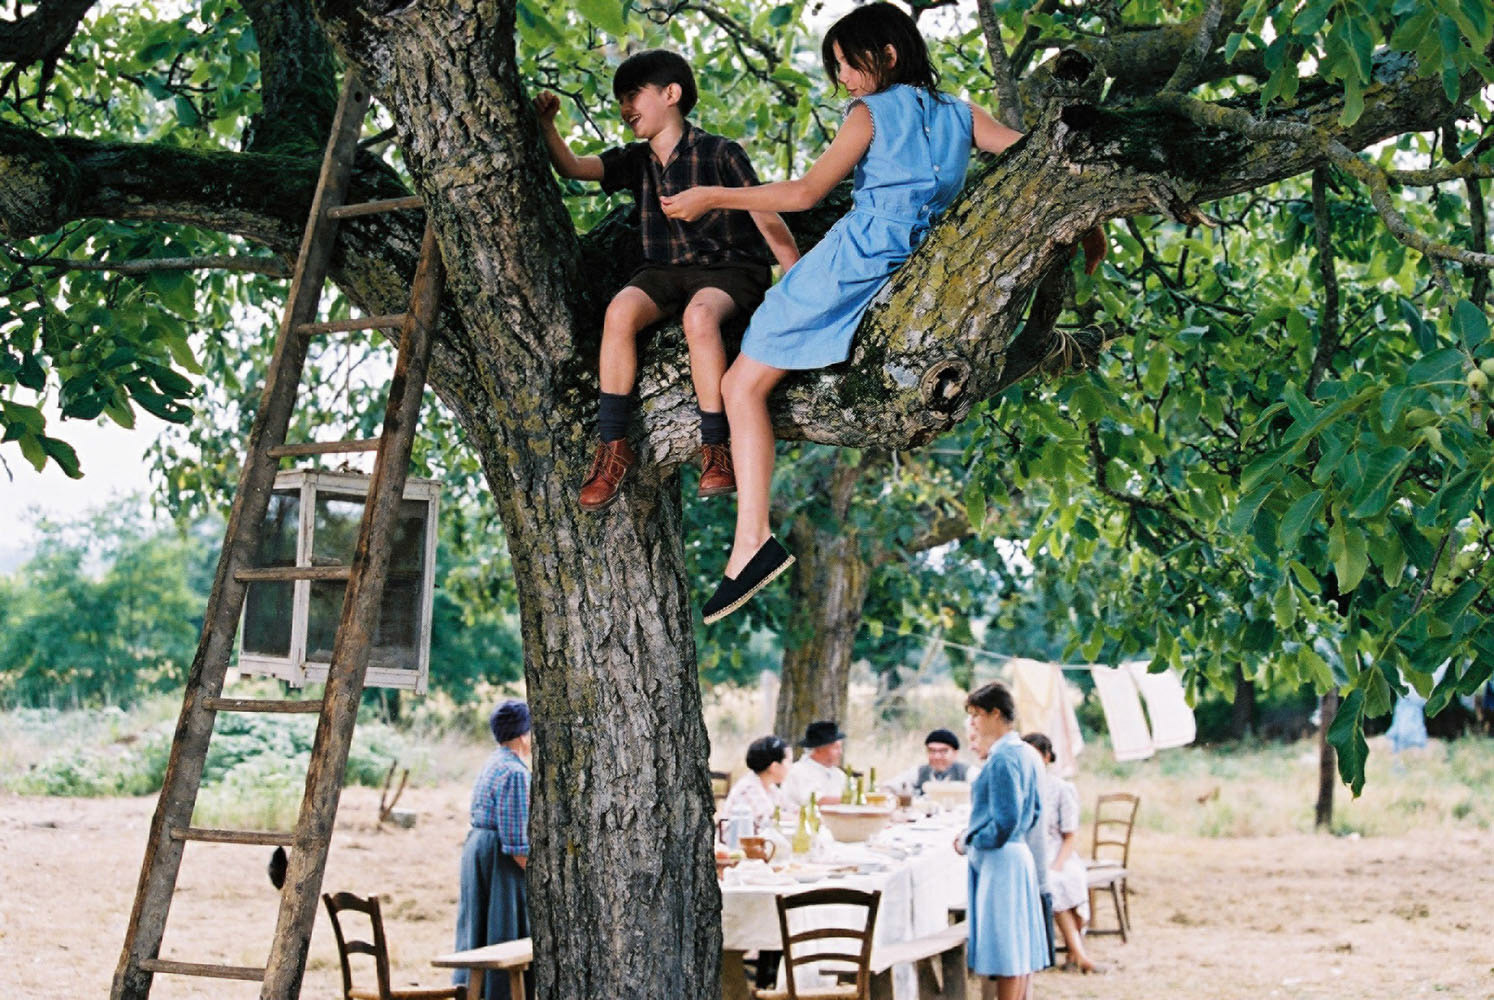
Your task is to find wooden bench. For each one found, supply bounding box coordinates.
[867,921,968,1000]
[431,938,532,1000]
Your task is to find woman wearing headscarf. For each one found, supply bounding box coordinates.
[452,699,534,1000]
[958,681,1050,1000]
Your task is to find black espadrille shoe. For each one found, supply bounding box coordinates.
[702,536,795,624]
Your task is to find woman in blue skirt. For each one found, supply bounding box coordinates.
[960,681,1050,999]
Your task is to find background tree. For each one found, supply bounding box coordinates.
[4,0,1494,997]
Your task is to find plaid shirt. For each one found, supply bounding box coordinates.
[599,122,770,266]
[470,746,530,858]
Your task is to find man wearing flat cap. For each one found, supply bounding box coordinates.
[781,719,847,809]
[894,728,971,797]
[452,699,534,999]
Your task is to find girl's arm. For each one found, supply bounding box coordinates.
[660,103,874,221]
[969,101,1023,155]
[751,211,801,272]
[1051,829,1077,870]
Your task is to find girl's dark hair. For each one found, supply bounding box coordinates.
[821,2,941,97]
[1022,732,1055,763]
[745,735,789,774]
[966,681,1016,722]
[613,49,698,116]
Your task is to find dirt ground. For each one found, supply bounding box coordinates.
[2,785,1490,1000]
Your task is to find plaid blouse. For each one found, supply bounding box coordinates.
[599,122,770,266]
[470,746,530,858]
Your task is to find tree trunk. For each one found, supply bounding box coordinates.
[1229,664,1255,740]
[1315,689,1338,829]
[775,516,872,742]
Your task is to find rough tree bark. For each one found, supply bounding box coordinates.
[0,1,1472,995]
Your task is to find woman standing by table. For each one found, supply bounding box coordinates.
[959,681,1050,1000]
[453,700,534,1000]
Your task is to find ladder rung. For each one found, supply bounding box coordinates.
[326,195,424,219]
[203,697,324,714]
[170,827,296,847]
[138,958,266,981]
[295,314,406,335]
[235,565,354,582]
[266,438,381,458]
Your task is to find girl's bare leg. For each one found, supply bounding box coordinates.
[996,974,1029,1000]
[720,355,787,577]
[1055,909,1095,971]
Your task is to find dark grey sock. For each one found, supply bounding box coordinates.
[698,408,729,446]
[598,392,631,443]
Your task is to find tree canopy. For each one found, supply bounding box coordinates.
[4,0,1494,994]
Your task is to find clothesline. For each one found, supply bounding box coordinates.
[913,634,1127,671]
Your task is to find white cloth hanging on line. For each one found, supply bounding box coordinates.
[1089,664,1154,762]
[1008,657,1085,777]
[1124,661,1197,750]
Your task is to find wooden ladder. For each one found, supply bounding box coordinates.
[110,72,443,1000]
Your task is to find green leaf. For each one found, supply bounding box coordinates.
[40,435,83,478]
[1405,348,1464,386]
[768,4,795,27]
[1328,688,1368,796]
[1454,298,1489,349]
[1230,482,1276,534]
[1329,518,1369,592]
[1278,489,1325,549]
[574,0,627,36]
[1348,446,1409,519]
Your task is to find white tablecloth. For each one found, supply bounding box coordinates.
[720,817,968,1000]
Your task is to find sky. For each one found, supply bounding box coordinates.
[0,409,168,571]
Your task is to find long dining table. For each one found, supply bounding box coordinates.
[718,813,969,1000]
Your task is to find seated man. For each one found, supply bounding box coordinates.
[780,720,846,808]
[894,728,969,797]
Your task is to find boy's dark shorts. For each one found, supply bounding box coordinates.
[625,261,771,318]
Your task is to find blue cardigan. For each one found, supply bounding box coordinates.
[965,732,1042,850]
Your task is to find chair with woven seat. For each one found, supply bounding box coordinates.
[754,886,881,1000]
[1086,792,1139,940]
[323,891,465,1000]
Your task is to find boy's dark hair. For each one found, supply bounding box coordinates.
[613,49,698,116]
[822,2,941,97]
[1022,732,1055,763]
[966,681,1016,722]
[745,734,788,774]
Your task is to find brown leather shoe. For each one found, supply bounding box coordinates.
[579,439,634,511]
[697,443,736,498]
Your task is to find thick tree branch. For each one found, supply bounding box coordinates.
[241,0,339,156]
[4,252,289,277]
[0,0,96,104]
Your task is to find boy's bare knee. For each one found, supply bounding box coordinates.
[682,306,723,343]
[603,298,644,338]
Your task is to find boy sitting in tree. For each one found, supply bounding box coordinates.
[535,50,800,510]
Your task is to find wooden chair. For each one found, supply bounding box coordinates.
[1086,793,1139,941]
[711,769,731,806]
[754,887,882,1000]
[323,891,464,1000]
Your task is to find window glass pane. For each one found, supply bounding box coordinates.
[242,489,300,658]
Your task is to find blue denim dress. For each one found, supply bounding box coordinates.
[740,84,974,370]
[966,732,1051,977]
